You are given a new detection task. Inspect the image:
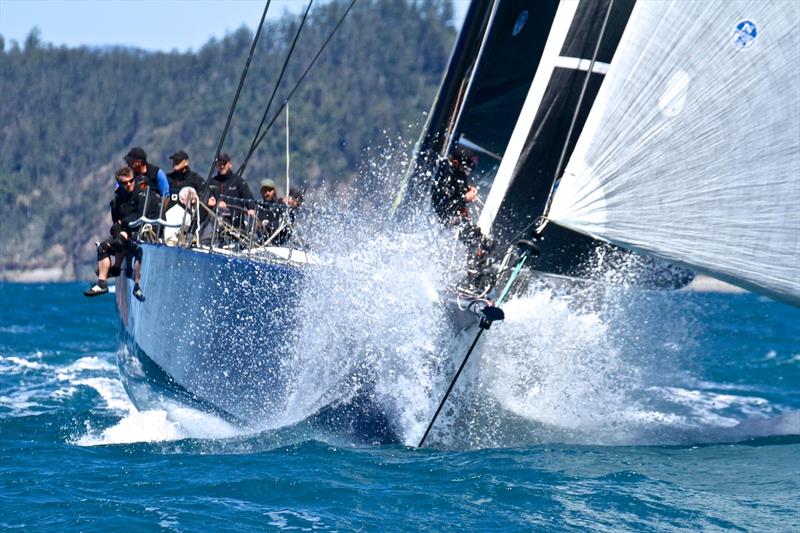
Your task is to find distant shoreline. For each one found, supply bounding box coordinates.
[1,268,750,295]
[0,267,69,283]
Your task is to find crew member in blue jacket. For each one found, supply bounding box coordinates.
[124,146,169,212]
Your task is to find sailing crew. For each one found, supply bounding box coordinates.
[432,153,484,240]
[259,178,279,205]
[207,153,256,220]
[270,187,304,245]
[256,178,282,242]
[431,151,493,290]
[432,152,476,224]
[283,187,304,209]
[124,146,170,205]
[166,149,206,209]
[84,167,155,300]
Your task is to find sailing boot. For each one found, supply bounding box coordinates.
[84,280,108,297]
[133,283,145,302]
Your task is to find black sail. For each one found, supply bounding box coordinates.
[402,0,691,288]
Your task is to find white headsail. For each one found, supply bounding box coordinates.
[548,0,800,306]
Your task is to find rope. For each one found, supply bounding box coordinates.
[239,0,357,177]
[417,328,485,448]
[417,249,531,448]
[201,0,272,200]
[237,0,313,178]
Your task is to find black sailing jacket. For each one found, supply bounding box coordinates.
[166,168,206,209]
[208,172,255,210]
[110,186,159,233]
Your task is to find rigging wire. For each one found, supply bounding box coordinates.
[238,0,358,178]
[202,0,271,201]
[482,0,616,255]
[537,0,615,234]
[417,248,533,448]
[237,0,313,178]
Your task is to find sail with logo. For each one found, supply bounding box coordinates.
[546,0,800,306]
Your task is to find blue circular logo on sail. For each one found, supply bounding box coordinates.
[733,20,757,49]
[512,10,528,37]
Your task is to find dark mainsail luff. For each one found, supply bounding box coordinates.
[400,0,690,288]
[485,0,639,278]
[396,0,560,215]
[448,0,561,158]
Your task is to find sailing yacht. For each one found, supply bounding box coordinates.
[114,0,799,446]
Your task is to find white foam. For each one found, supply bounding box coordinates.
[75,403,243,446]
[62,356,117,373]
[0,355,49,372]
[69,377,133,413]
[0,349,132,417]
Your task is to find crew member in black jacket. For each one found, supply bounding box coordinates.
[206,153,256,238]
[84,167,157,299]
[166,149,206,209]
[207,153,256,214]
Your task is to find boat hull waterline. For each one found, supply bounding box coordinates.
[115,244,420,443]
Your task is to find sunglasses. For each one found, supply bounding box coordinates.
[118,178,135,187]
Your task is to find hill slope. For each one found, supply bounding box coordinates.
[0,0,456,280]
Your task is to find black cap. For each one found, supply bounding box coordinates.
[216,152,231,164]
[125,146,147,163]
[170,150,189,162]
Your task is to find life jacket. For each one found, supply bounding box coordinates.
[138,164,165,195]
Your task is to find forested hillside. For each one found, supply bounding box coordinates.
[0,0,456,280]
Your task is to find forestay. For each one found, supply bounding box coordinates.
[548,0,800,306]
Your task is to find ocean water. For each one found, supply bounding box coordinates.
[1,282,799,531]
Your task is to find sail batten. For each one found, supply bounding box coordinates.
[549,0,800,306]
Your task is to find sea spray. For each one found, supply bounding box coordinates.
[277,138,463,444]
[242,137,760,448]
[58,132,795,448]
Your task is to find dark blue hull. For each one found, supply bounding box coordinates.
[115,244,405,443]
[115,245,300,421]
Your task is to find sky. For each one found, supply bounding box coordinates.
[0,0,469,52]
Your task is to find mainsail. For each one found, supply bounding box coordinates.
[548,0,800,306]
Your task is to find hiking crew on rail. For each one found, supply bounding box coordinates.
[84,145,306,299]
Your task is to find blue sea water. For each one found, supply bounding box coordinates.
[1,282,799,531]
